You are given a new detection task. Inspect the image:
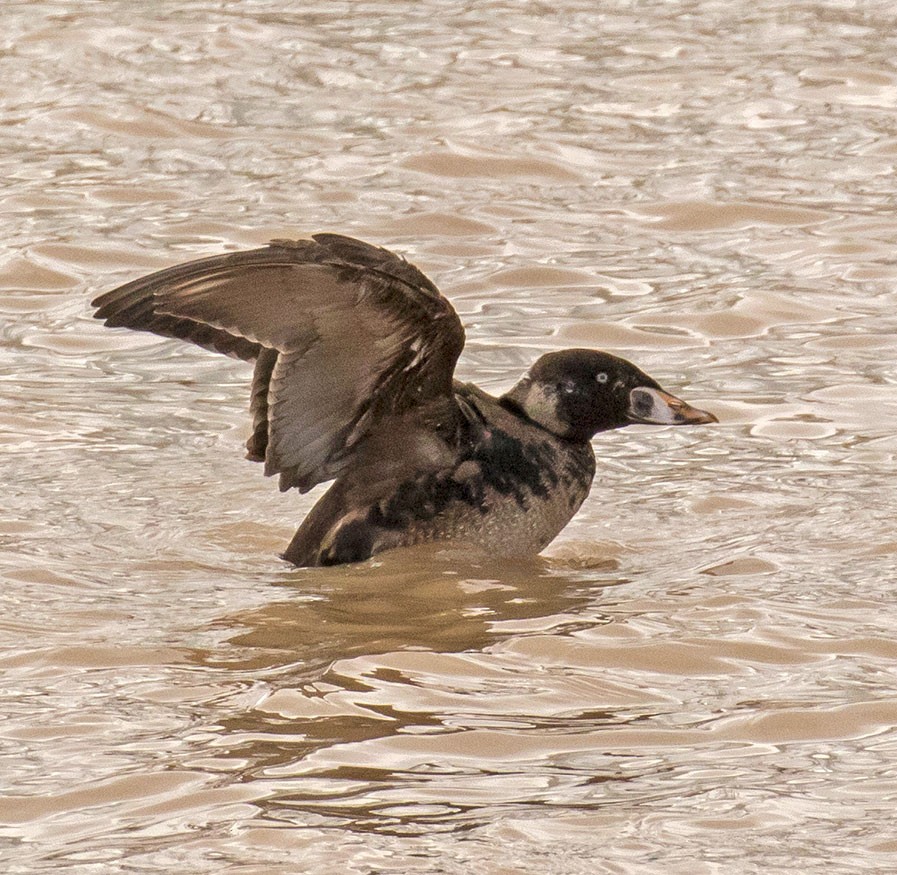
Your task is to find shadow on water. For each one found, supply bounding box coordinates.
[202,543,627,674]
[183,543,632,830]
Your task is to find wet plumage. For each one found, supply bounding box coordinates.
[93,234,716,567]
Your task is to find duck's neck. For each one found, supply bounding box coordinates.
[500,379,572,440]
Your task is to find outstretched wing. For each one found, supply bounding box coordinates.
[92,234,466,492]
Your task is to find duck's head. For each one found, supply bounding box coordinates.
[502,349,718,442]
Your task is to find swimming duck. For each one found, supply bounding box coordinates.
[93,234,717,567]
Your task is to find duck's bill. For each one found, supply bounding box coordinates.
[627,387,718,425]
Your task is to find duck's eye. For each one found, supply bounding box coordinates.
[595,372,609,384]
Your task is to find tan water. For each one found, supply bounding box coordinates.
[3,2,897,872]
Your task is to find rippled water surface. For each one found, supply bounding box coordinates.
[3,2,897,872]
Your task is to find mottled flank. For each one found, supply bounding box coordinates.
[93,234,716,567]
[373,428,557,529]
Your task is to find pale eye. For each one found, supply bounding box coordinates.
[595,372,609,384]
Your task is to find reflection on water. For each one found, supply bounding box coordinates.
[202,549,624,822]
[214,548,613,670]
[3,0,897,872]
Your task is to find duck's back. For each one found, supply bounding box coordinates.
[283,384,596,567]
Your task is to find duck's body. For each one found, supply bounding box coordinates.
[93,234,716,567]
[284,381,596,566]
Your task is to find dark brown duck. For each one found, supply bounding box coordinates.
[93,234,717,567]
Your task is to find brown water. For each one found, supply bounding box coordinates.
[3,2,897,872]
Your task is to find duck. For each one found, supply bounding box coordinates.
[92,233,717,567]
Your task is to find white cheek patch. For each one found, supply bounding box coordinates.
[522,383,567,434]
